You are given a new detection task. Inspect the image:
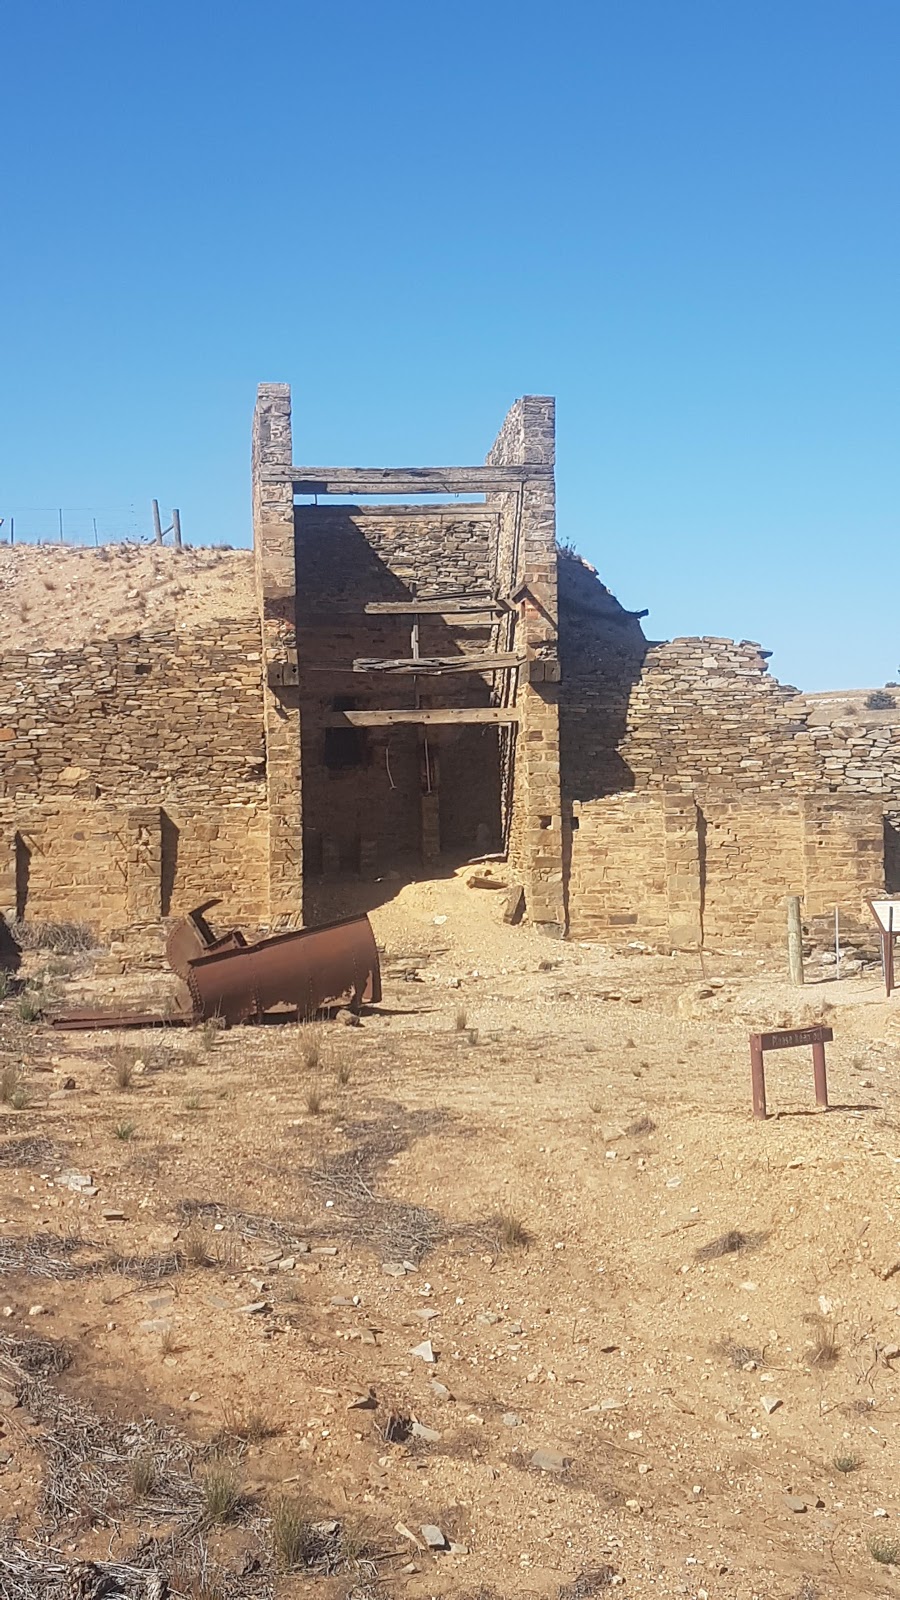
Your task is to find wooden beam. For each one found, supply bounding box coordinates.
[288,464,552,495]
[363,598,508,616]
[352,653,523,675]
[324,707,520,728]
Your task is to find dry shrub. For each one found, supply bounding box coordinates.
[336,1057,351,1086]
[114,1120,137,1141]
[109,1048,138,1090]
[182,1221,211,1267]
[492,1212,531,1252]
[455,1006,468,1033]
[213,1400,280,1448]
[717,1339,766,1368]
[305,1082,323,1115]
[805,1313,840,1366]
[695,1229,755,1262]
[624,1114,656,1136]
[869,1535,900,1565]
[833,1452,862,1472]
[11,919,94,953]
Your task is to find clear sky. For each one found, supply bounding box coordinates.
[2,1,898,691]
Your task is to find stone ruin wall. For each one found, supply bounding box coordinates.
[558,552,894,946]
[0,622,269,935]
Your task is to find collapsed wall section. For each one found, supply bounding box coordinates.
[559,553,887,946]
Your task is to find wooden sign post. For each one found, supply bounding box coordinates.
[748,1025,834,1120]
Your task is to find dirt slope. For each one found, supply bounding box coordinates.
[0,544,256,649]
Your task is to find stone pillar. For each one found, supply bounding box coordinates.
[125,807,162,923]
[663,791,703,949]
[488,397,565,934]
[252,384,304,927]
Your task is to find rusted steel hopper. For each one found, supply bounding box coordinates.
[180,911,381,1024]
[52,904,381,1030]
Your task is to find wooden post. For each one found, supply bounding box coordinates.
[812,1040,829,1108]
[749,1034,767,1119]
[152,499,163,544]
[172,508,182,548]
[58,508,64,543]
[786,895,804,985]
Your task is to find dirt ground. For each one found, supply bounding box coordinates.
[0,545,255,649]
[3,874,900,1600]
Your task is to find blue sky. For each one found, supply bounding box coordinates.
[1,1,897,691]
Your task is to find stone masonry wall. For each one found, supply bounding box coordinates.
[0,625,268,935]
[560,554,890,945]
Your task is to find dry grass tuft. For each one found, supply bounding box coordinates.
[200,1462,241,1525]
[492,1211,531,1252]
[130,1451,157,1498]
[454,1006,468,1033]
[272,1493,318,1571]
[109,1048,137,1090]
[159,1326,180,1357]
[114,1120,137,1141]
[0,1064,21,1104]
[805,1313,840,1366]
[16,991,41,1023]
[695,1229,755,1261]
[10,919,94,954]
[833,1452,862,1473]
[305,1082,324,1116]
[624,1114,657,1137]
[299,1026,323,1070]
[182,1221,211,1267]
[336,1057,351,1086]
[212,1400,280,1448]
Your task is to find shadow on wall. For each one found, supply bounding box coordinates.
[557,547,649,803]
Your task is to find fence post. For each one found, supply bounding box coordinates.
[787,895,804,985]
[152,499,163,543]
[172,508,182,548]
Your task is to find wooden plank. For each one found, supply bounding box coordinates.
[352,653,522,675]
[324,707,520,728]
[288,464,552,495]
[363,598,508,616]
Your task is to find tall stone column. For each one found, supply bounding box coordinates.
[488,397,566,934]
[252,384,304,926]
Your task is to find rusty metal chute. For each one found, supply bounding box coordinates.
[52,905,381,1031]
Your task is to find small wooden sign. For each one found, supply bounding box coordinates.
[755,1026,834,1052]
[868,899,899,997]
[749,1026,833,1119]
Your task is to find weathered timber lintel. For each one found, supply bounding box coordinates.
[324,707,520,728]
[287,464,552,495]
[363,598,510,616]
[352,653,523,675]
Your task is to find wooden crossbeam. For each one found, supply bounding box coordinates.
[352,653,522,675]
[363,598,509,616]
[289,464,551,495]
[324,707,520,728]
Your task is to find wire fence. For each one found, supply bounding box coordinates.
[1,506,160,547]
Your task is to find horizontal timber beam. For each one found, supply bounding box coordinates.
[363,598,509,616]
[352,653,523,674]
[288,464,552,495]
[325,707,520,728]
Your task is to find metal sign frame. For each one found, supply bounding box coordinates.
[867,899,900,997]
